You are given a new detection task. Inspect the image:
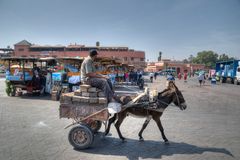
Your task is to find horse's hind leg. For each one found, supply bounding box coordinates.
[138,116,151,141]
[152,116,169,143]
[105,114,117,136]
[114,112,127,141]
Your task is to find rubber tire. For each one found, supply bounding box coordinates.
[88,120,102,133]
[234,78,239,85]
[10,88,16,97]
[220,78,224,83]
[68,124,94,150]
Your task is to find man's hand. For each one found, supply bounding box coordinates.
[87,72,108,79]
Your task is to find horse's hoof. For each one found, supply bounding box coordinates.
[104,131,112,136]
[164,141,170,145]
[100,133,106,139]
[139,137,144,142]
[121,138,126,143]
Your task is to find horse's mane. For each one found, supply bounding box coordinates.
[158,89,169,95]
[168,81,179,91]
[158,82,179,99]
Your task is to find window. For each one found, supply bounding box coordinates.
[131,57,134,61]
[18,48,24,51]
[124,57,128,61]
[140,58,144,61]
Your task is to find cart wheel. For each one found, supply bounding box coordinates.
[68,124,94,150]
[89,120,102,133]
[234,78,239,85]
[10,88,16,97]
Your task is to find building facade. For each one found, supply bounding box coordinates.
[0,48,13,57]
[145,59,205,74]
[13,40,146,70]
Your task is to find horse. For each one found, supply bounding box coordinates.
[105,81,187,143]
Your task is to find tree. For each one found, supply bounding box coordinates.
[183,59,188,63]
[188,54,194,63]
[192,51,218,68]
[218,53,235,61]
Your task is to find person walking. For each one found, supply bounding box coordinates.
[149,72,154,83]
[124,72,129,85]
[154,72,158,80]
[198,73,205,87]
[183,72,188,82]
[178,72,182,80]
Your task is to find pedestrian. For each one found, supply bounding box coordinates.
[166,73,175,87]
[154,72,158,80]
[133,70,138,85]
[211,74,217,85]
[149,72,154,83]
[124,72,129,85]
[178,72,182,80]
[198,73,205,87]
[184,72,187,82]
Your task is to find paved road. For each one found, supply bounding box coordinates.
[0,77,239,160]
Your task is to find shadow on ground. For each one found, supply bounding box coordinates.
[78,135,233,160]
[17,93,52,101]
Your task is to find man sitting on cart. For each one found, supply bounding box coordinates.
[80,50,119,103]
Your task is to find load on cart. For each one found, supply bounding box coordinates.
[59,81,187,149]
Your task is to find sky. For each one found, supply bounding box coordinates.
[0,0,240,61]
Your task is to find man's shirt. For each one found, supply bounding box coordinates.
[150,73,154,77]
[80,56,96,82]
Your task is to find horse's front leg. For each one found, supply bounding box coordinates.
[138,116,151,141]
[152,116,169,144]
[114,112,127,142]
[105,114,117,135]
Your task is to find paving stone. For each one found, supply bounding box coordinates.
[98,91,105,97]
[74,89,82,96]
[82,92,90,97]
[80,84,91,92]
[89,92,97,97]
[89,97,98,103]
[98,97,108,104]
[88,87,97,92]
[60,92,74,103]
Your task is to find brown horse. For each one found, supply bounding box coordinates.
[105,81,187,143]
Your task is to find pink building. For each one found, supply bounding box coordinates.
[13,40,146,70]
[145,59,205,74]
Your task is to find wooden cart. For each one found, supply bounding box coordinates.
[59,85,149,149]
[60,102,109,149]
[1,57,56,96]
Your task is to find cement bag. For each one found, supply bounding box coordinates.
[108,102,122,114]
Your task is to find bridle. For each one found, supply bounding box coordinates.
[157,88,181,108]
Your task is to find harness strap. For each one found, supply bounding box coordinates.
[174,90,181,106]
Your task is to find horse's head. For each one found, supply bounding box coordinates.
[157,81,187,110]
[167,81,187,110]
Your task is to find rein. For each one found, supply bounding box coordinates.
[122,87,182,111]
[157,88,181,108]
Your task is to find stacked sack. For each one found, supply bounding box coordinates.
[59,84,108,118]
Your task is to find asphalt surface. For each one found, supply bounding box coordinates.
[0,76,240,160]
